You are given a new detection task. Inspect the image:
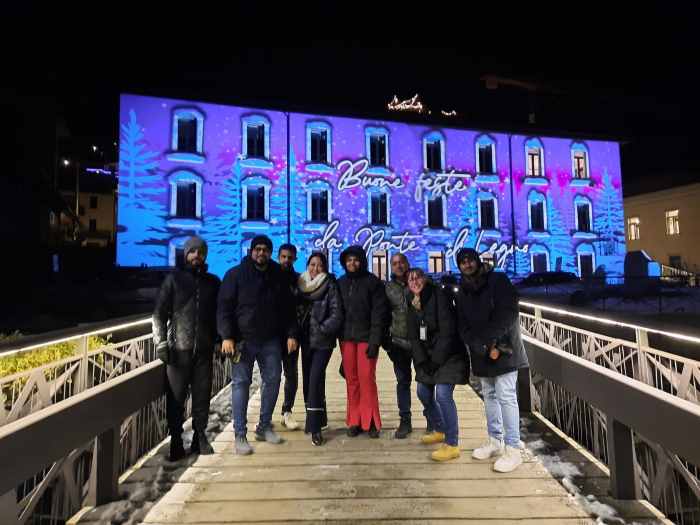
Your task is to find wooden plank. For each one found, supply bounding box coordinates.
[142,496,590,522]
[159,478,570,500]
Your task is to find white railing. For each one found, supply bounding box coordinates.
[0,317,232,525]
[520,301,700,524]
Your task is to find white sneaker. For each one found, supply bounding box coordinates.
[281,411,300,431]
[493,445,523,473]
[472,436,505,460]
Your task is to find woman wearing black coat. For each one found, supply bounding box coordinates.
[297,251,344,446]
[406,268,469,462]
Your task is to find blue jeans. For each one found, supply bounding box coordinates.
[480,371,520,447]
[387,349,412,420]
[231,339,282,437]
[416,382,459,446]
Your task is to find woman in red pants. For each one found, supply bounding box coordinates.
[337,246,389,438]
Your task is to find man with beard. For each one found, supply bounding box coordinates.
[153,236,220,461]
[218,235,298,455]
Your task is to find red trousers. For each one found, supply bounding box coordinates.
[340,341,382,430]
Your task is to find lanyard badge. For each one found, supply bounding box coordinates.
[419,321,428,341]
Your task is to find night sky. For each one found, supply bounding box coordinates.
[8,9,700,197]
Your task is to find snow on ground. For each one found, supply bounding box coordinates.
[520,417,665,525]
[72,364,260,524]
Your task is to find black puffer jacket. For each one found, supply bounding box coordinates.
[337,246,389,346]
[153,265,221,354]
[217,256,297,344]
[298,274,344,351]
[455,267,529,378]
[407,280,469,385]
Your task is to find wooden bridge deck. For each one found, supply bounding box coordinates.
[102,352,668,524]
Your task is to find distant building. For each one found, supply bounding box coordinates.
[624,182,700,274]
[59,165,117,248]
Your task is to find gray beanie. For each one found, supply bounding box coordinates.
[184,236,208,257]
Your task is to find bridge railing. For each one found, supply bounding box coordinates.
[0,317,231,525]
[519,301,700,525]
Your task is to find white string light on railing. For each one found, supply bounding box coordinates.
[520,301,700,345]
[1,317,153,357]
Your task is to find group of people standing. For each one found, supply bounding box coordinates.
[153,233,529,472]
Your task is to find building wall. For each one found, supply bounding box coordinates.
[117,94,626,278]
[624,183,700,273]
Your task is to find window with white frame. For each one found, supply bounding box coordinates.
[525,138,544,177]
[576,244,595,277]
[530,246,549,273]
[627,216,640,240]
[169,171,203,219]
[369,190,389,225]
[310,190,329,222]
[178,118,197,153]
[366,127,389,167]
[426,195,445,229]
[372,250,389,281]
[574,196,592,232]
[528,191,547,231]
[476,135,496,174]
[424,132,444,172]
[242,115,270,160]
[247,125,265,158]
[478,194,498,230]
[665,209,680,235]
[176,182,197,218]
[571,143,589,179]
[306,122,331,164]
[241,175,271,221]
[172,108,204,155]
[306,180,332,223]
[428,251,445,274]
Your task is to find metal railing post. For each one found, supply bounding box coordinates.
[86,424,121,507]
[606,417,641,499]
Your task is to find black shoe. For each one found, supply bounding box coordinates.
[311,432,325,446]
[394,418,412,439]
[191,431,214,455]
[368,423,380,439]
[169,436,187,462]
[347,425,362,437]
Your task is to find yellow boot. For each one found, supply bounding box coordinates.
[431,443,461,462]
[421,431,445,445]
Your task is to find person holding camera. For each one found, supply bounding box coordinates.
[454,248,529,473]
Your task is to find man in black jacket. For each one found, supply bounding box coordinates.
[337,245,389,438]
[153,236,220,461]
[278,243,301,431]
[217,235,298,455]
[455,248,529,473]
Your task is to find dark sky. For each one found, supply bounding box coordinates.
[9,8,700,196]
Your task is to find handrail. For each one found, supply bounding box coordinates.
[520,300,700,344]
[521,334,700,466]
[0,360,164,497]
[0,314,152,357]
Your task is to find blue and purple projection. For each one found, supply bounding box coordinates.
[117,94,626,279]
